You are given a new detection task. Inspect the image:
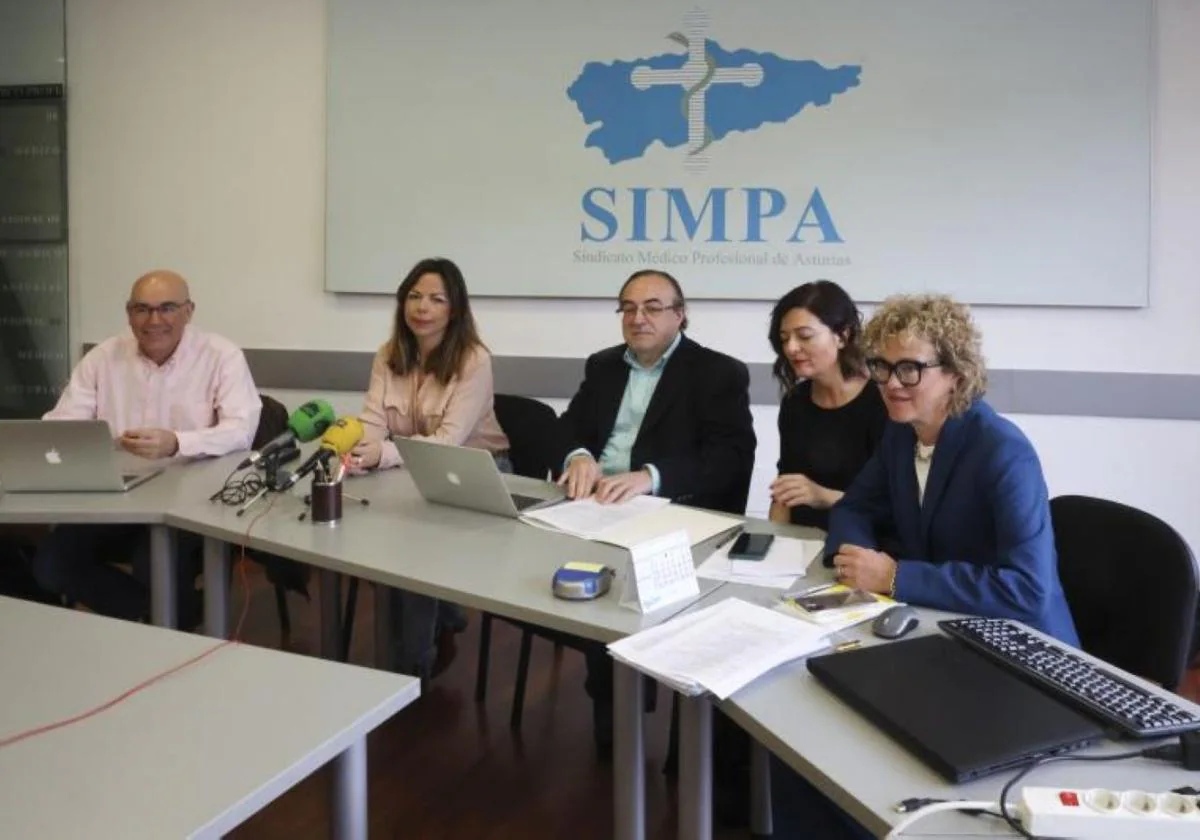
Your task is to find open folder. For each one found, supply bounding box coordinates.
[519,495,742,549]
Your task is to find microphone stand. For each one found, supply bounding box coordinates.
[263,444,301,490]
[234,447,300,516]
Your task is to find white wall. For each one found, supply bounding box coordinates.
[67,1,1200,544]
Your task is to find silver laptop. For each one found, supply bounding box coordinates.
[393,436,563,518]
[0,420,164,493]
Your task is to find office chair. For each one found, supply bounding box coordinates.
[1051,494,1200,691]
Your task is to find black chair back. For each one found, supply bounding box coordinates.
[492,394,558,480]
[254,394,290,450]
[1050,494,1199,689]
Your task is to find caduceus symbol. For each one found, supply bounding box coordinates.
[631,8,764,171]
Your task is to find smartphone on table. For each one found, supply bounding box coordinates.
[728,532,775,561]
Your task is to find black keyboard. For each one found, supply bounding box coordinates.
[940,617,1200,738]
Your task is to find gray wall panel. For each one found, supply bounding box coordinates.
[83,344,1200,420]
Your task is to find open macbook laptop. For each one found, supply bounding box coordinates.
[806,634,1103,783]
[0,420,164,493]
[393,436,564,518]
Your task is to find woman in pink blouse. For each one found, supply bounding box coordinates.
[350,260,509,471]
[350,257,510,679]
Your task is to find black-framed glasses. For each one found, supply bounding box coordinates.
[126,300,191,319]
[866,357,943,387]
[616,300,681,318]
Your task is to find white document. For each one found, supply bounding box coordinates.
[521,495,741,549]
[600,504,742,550]
[725,536,821,578]
[693,560,798,590]
[520,495,670,539]
[694,535,820,589]
[607,597,830,700]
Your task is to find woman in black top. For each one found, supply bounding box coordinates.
[768,280,886,531]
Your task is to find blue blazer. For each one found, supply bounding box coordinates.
[826,399,1080,646]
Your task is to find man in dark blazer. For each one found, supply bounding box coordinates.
[552,269,757,761]
[553,270,756,511]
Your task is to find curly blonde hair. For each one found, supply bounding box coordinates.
[863,294,987,416]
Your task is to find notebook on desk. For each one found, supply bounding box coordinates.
[393,436,564,518]
[806,634,1104,783]
[0,420,163,493]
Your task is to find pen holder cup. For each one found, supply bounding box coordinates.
[310,480,343,525]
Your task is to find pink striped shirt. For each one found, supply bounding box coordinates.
[44,325,261,458]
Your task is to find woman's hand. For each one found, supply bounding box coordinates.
[830,544,898,594]
[770,473,838,510]
[348,439,382,474]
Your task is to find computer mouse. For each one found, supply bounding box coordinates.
[871,605,920,640]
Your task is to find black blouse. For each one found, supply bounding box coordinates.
[776,379,887,530]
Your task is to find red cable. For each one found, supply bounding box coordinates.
[0,494,279,750]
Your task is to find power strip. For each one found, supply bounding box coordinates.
[1020,786,1200,838]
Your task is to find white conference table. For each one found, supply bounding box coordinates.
[0,451,739,840]
[678,570,1200,839]
[162,453,739,840]
[0,595,420,839]
[0,453,242,629]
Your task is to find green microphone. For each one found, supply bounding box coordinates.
[238,399,336,469]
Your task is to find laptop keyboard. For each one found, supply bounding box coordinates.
[940,617,1200,738]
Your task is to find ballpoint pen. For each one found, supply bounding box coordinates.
[713,526,743,552]
[786,581,838,599]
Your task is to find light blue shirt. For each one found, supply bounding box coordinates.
[566,332,683,495]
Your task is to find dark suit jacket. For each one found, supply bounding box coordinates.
[826,398,1080,646]
[553,335,756,515]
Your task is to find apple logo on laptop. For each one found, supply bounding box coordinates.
[44,447,62,465]
[446,471,462,486]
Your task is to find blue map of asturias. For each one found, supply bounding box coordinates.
[567,41,861,164]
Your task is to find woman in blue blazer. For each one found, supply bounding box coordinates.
[825,293,1078,645]
[772,294,1079,840]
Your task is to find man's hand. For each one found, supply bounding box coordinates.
[830,544,897,594]
[770,473,837,510]
[348,439,383,474]
[557,453,602,499]
[594,469,652,505]
[119,428,179,460]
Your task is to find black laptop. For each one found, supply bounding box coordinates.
[806,634,1104,782]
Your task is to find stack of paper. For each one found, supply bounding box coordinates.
[606,597,830,699]
[521,496,742,549]
[695,535,822,589]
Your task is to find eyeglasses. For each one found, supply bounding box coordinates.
[866,357,943,387]
[126,300,190,319]
[616,300,681,318]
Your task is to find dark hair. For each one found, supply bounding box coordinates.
[618,269,689,330]
[386,257,483,385]
[768,280,866,389]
